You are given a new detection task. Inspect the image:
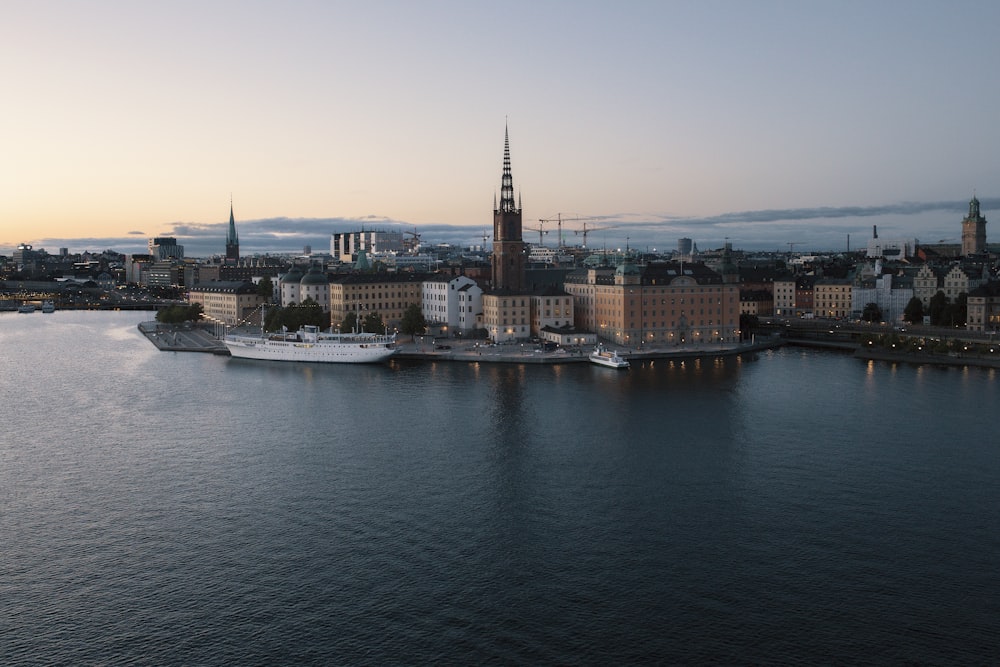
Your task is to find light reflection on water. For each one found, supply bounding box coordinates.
[2,310,998,664]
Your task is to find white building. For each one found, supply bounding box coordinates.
[421,275,483,335]
[851,273,913,323]
[330,230,404,263]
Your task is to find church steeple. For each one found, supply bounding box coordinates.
[225,198,240,264]
[491,123,526,292]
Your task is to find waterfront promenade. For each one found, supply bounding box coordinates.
[137,321,779,363]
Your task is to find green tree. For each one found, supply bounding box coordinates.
[862,302,883,323]
[399,303,427,336]
[156,303,203,323]
[903,296,924,324]
[264,298,327,332]
[362,311,385,333]
[340,311,358,334]
[928,291,949,326]
[257,275,274,300]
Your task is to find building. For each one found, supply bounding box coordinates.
[490,125,526,293]
[328,273,426,331]
[961,195,987,256]
[772,274,797,316]
[913,264,947,307]
[482,125,533,342]
[189,281,266,325]
[740,289,774,317]
[149,237,184,260]
[225,202,240,264]
[530,286,575,334]
[298,264,330,312]
[421,275,483,336]
[966,281,1000,332]
[851,273,913,323]
[563,260,740,347]
[813,277,853,319]
[330,230,404,263]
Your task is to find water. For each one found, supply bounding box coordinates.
[2,311,998,664]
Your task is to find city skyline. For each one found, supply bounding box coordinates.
[3,1,999,256]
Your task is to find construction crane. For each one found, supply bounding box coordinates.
[574,221,609,249]
[403,228,422,253]
[523,225,549,246]
[787,242,804,254]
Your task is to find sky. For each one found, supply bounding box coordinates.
[2,0,999,257]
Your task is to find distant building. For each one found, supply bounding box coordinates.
[225,202,240,264]
[961,195,987,256]
[966,281,1000,332]
[813,277,853,319]
[149,237,184,260]
[330,230,404,263]
[328,272,426,331]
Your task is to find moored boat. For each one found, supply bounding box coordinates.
[224,324,397,364]
[589,343,629,369]
[18,303,37,313]
[41,301,55,313]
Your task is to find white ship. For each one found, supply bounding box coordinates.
[225,324,397,364]
[589,343,630,369]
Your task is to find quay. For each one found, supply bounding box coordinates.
[138,321,781,364]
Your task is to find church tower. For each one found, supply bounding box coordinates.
[491,125,526,292]
[961,194,987,256]
[226,200,240,264]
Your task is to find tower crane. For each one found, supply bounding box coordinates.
[523,224,549,246]
[403,228,422,253]
[574,221,609,249]
[540,213,608,248]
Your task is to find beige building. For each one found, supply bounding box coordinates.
[966,282,1000,332]
[813,278,853,319]
[564,260,740,347]
[328,273,425,332]
[189,281,266,325]
[482,293,532,342]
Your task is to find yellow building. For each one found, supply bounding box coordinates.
[813,278,852,319]
[564,261,740,347]
[188,281,266,326]
[328,273,425,332]
[482,292,532,342]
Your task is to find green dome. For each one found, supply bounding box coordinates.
[299,266,329,285]
[280,267,304,284]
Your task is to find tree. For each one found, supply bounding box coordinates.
[399,303,427,336]
[903,296,924,324]
[946,293,968,327]
[264,298,327,331]
[257,275,274,300]
[156,303,203,323]
[862,302,883,323]
[339,311,358,334]
[928,291,949,326]
[362,311,385,333]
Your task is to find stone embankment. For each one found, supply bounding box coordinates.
[138,322,229,354]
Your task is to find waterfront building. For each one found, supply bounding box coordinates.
[328,273,426,331]
[813,277,853,319]
[482,125,534,342]
[772,274,796,316]
[563,259,740,347]
[189,281,266,325]
[225,202,240,264]
[740,289,774,317]
[298,264,330,312]
[421,275,483,336]
[851,273,913,323]
[966,281,1000,332]
[530,286,575,334]
[913,264,947,308]
[146,260,184,288]
[961,195,987,256]
[279,266,304,305]
[942,263,987,302]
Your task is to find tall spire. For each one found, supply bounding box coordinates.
[498,123,518,214]
[225,197,240,263]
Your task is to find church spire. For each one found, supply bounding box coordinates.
[497,123,519,214]
[225,197,240,263]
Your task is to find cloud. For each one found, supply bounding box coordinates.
[6,198,995,256]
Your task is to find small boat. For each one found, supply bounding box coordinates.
[18,303,36,313]
[590,343,629,369]
[41,301,55,313]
